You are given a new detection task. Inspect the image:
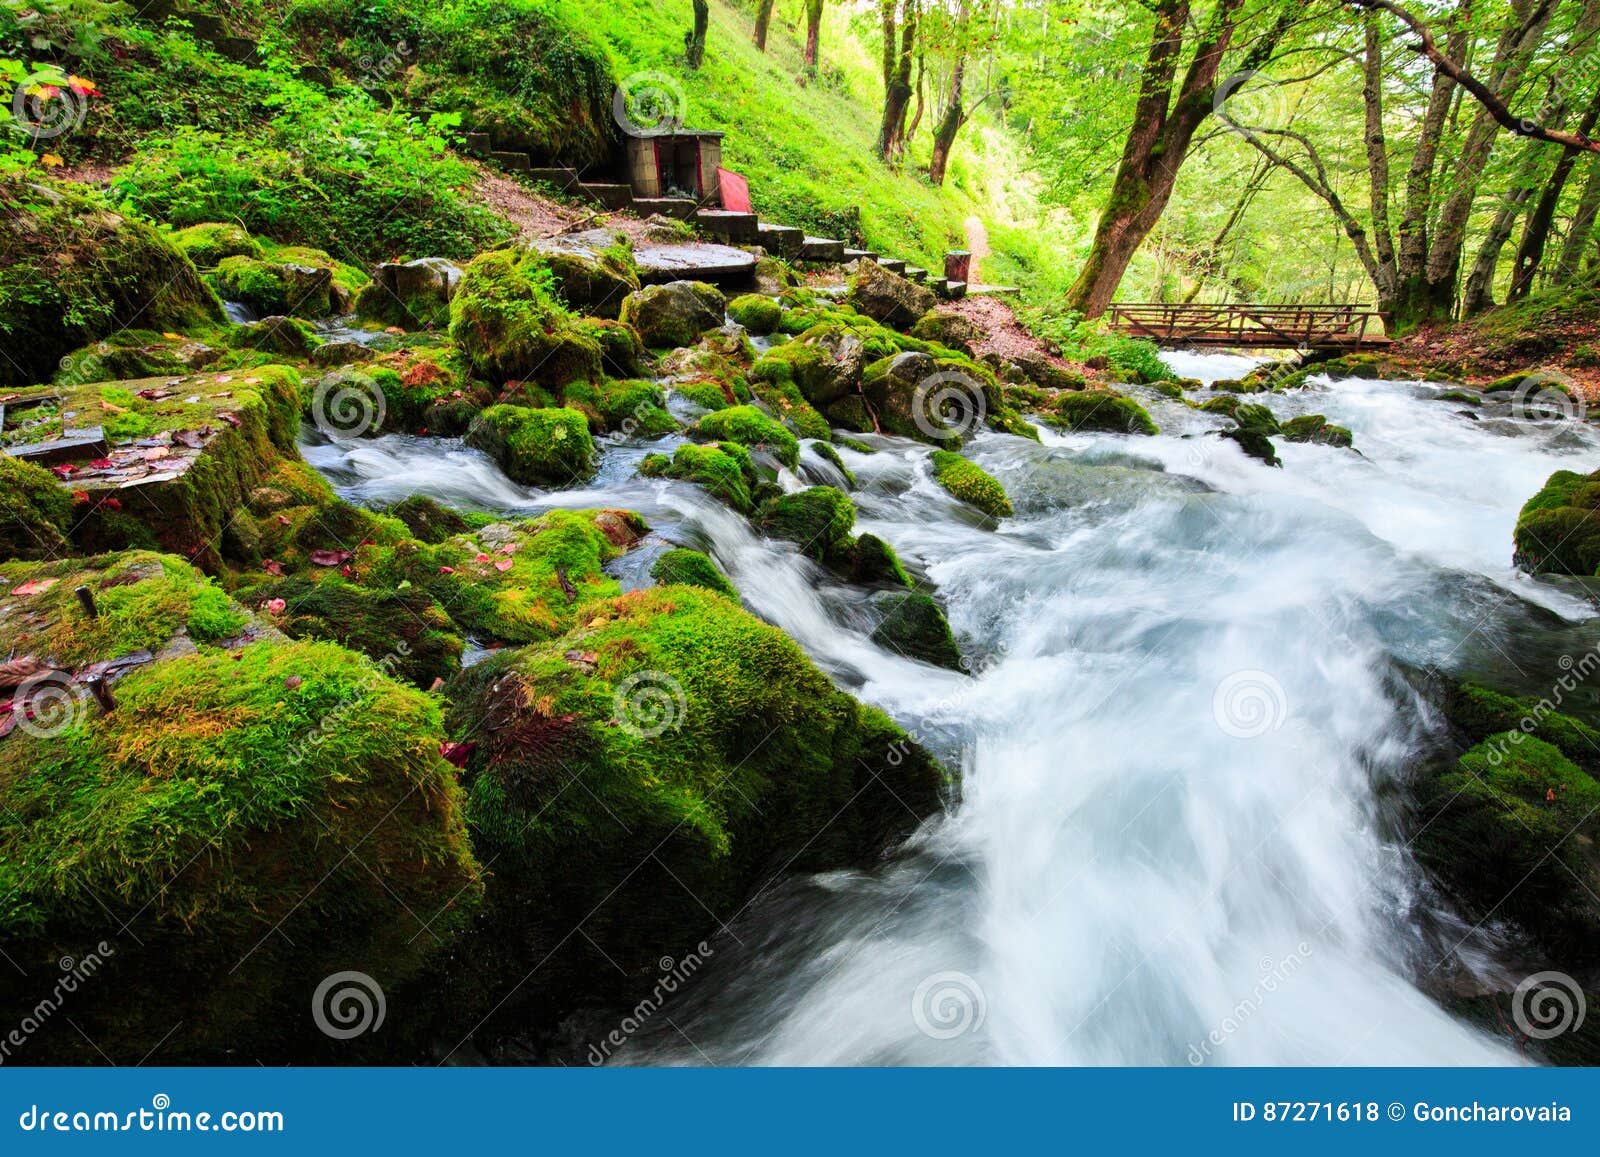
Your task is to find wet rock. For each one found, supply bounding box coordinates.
[871,590,963,670]
[354,257,463,329]
[910,311,984,355]
[847,260,936,330]
[530,231,641,320]
[619,281,727,349]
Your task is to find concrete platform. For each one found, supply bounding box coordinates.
[800,237,846,262]
[635,242,758,286]
[694,210,760,244]
[934,279,968,301]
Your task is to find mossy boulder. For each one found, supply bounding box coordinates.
[441,586,946,1020]
[1514,469,1600,576]
[835,533,912,589]
[810,440,857,488]
[211,245,365,320]
[1044,389,1159,436]
[353,258,463,330]
[619,281,727,349]
[55,330,222,383]
[651,547,737,597]
[640,442,768,514]
[696,405,801,469]
[872,590,963,670]
[0,454,75,560]
[169,222,262,268]
[448,248,601,386]
[385,495,473,544]
[532,232,642,320]
[464,405,595,488]
[0,623,482,1063]
[580,318,646,378]
[910,311,985,355]
[847,259,936,330]
[0,180,224,389]
[1280,414,1355,449]
[930,450,1012,519]
[752,331,861,409]
[758,486,857,563]
[726,294,783,336]
[559,378,677,438]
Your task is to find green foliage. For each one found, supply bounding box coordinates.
[929,450,1012,519]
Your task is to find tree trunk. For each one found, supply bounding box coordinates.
[803,0,823,73]
[1461,172,1539,316]
[1066,0,1280,317]
[686,0,710,69]
[1509,76,1600,299]
[877,1,917,162]
[754,0,775,51]
[1556,155,1600,281]
[929,55,965,186]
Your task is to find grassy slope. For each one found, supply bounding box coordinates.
[566,0,1023,271]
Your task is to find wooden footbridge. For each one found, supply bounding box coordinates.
[1108,303,1391,350]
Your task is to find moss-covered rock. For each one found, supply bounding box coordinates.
[211,243,367,320]
[169,222,262,268]
[0,625,482,1063]
[835,533,912,589]
[533,232,642,320]
[810,440,857,488]
[464,405,595,488]
[910,311,984,355]
[560,379,677,438]
[639,442,768,514]
[353,258,463,330]
[1514,469,1600,576]
[651,547,737,597]
[1043,389,1159,436]
[930,450,1012,519]
[580,317,646,379]
[847,259,936,330]
[872,590,963,670]
[695,405,801,469]
[0,454,75,560]
[619,281,727,349]
[448,248,600,387]
[55,330,223,383]
[385,495,473,544]
[1280,414,1355,449]
[726,294,782,335]
[0,180,224,389]
[441,586,946,1021]
[758,486,857,563]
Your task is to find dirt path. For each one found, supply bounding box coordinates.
[964,215,990,282]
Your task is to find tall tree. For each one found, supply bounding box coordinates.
[754,0,776,52]
[687,0,710,69]
[803,0,825,74]
[1065,0,1302,318]
[877,0,918,162]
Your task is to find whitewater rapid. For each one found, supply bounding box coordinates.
[306,355,1600,1065]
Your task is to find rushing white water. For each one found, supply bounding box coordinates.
[307,356,1600,1066]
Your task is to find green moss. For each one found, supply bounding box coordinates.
[442,585,945,1012]
[464,405,596,487]
[560,379,677,438]
[1280,414,1354,449]
[673,381,737,411]
[0,455,75,560]
[54,330,221,384]
[449,248,601,386]
[580,317,646,378]
[1200,395,1241,416]
[618,282,726,349]
[1514,469,1600,576]
[758,486,857,562]
[930,450,1013,519]
[1416,734,1600,960]
[811,441,856,487]
[871,590,963,670]
[651,548,737,597]
[169,222,262,268]
[385,495,473,544]
[639,442,766,514]
[0,179,224,389]
[1444,682,1600,776]
[696,405,801,469]
[835,533,912,589]
[727,294,783,335]
[210,244,365,319]
[1437,389,1483,405]
[1044,390,1159,436]
[0,638,481,1062]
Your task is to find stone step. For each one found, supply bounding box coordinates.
[757,222,805,259]
[878,258,907,276]
[634,197,700,220]
[636,243,758,286]
[464,132,492,156]
[905,267,928,283]
[491,151,531,171]
[695,209,760,244]
[843,248,879,263]
[527,167,581,191]
[579,183,634,211]
[935,279,968,301]
[800,236,846,262]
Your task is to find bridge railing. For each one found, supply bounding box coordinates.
[1107,303,1389,349]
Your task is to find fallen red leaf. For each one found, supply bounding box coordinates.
[494,558,514,572]
[439,565,455,574]
[12,579,58,597]
[284,675,303,690]
[265,598,287,615]
[439,741,476,768]
[309,550,353,567]
[262,559,284,576]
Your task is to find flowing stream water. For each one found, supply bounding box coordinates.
[305,352,1600,1065]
